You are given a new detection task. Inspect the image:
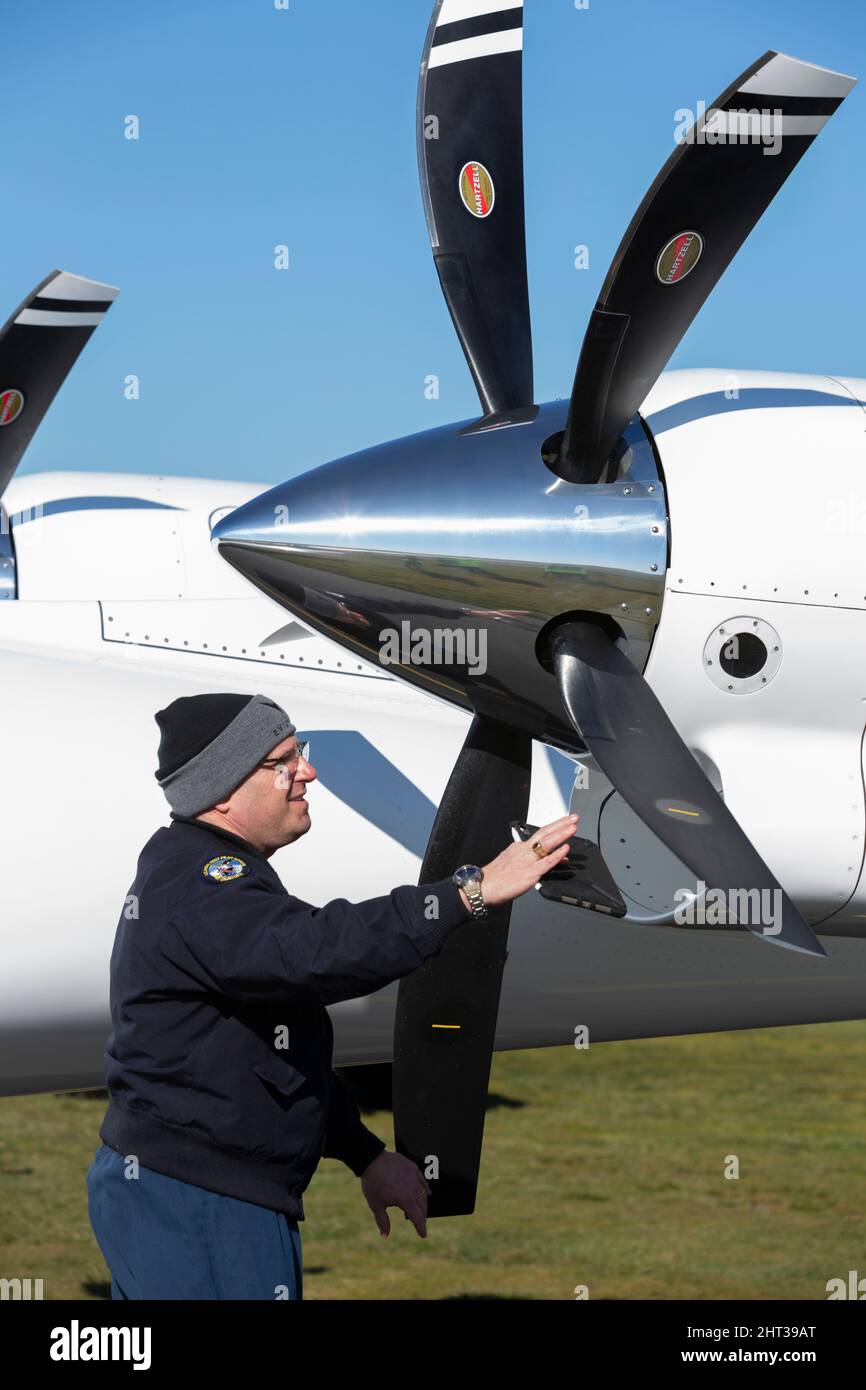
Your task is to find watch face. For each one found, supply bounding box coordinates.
[453,864,482,888]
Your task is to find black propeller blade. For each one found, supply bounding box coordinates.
[558,50,856,482]
[0,270,119,501]
[388,30,848,1224]
[393,715,532,1216]
[417,0,533,420]
[550,620,826,958]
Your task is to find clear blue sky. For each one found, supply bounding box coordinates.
[3,0,864,485]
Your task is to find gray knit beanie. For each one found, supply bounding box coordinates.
[154,693,296,816]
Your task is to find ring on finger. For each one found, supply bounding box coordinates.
[530,840,547,860]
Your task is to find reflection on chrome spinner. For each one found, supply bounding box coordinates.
[213,403,669,753]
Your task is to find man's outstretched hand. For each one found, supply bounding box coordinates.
[360,1149,432,1239]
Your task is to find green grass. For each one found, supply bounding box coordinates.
[2,1021,865,1300]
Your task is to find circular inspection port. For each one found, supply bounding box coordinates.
[703,617,782,694]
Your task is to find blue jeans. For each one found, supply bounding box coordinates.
[86,1143,303,1300]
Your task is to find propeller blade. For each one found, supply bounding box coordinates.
[550,620,826,958]
[417,0,533,419]
[0,270,119,501]
[558,51,857,481]
[393,715,532,1216]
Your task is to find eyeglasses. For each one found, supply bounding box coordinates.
[258,740,310,787]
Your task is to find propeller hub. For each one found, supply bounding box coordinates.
[212,405,668,750]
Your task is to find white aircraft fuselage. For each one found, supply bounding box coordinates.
[2,367,866,1098]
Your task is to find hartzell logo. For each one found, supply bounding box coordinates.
[459,160,495,218]
[656,231,703,285]
[0,388,25,425]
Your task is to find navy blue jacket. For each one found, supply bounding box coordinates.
[99,815,470,1218]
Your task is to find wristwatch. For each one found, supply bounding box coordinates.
[452,864,487,920]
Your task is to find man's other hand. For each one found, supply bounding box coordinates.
[360,1149,432,1239]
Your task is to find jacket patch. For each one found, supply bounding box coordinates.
[201,855,250,883]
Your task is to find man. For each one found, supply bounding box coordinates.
[87,691,577,1299]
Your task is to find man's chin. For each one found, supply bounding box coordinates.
[278,806,311,846]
